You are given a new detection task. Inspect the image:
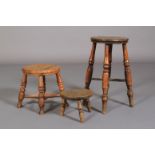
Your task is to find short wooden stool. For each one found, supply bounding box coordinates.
[85,36,134,114]
[60,89,93,123]
[17,64,64,114]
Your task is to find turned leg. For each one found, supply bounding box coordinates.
[17,72,27,108]
[102,44,111,114]
[86,100,92,112]
[109,44,113,78]
[84,43,96,106]
[108,44,113,90]
[38,76,45,114]
[43,76,46,92]
[56,72,69,107]
[60,98,67,116]
[56,72,64,91]
[83,99,92,112]
[85,42,97,89]
[122,43,134,107]
[77,100,84,123]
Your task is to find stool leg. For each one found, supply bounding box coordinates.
[85,42,97,89]
[108,44,113,91]
[83,99,92,112]
[56,72,69,107]
[109,44,113,78]
[56,72,64,91]
[17,72,27,108]
[77,101,84,123]
[122,43,134,107]
[60,98,67,116]
[87,100,92,112]
[38,76,45,114]
[43,76,46,92]
[102,44,111,114]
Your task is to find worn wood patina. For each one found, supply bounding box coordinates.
[85,36,134,114]
[17,64,64,114]
[60,89,93,123]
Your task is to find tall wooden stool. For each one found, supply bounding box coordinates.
[85,36,134,114]
[17,64,64,114]
[60,89,93,123]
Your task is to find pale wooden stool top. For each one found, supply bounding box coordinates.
[91,36,129,44]
[60,88,93,100]
[22,64,60,75]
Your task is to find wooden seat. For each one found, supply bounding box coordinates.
[60,89,93,100]
[91,36,129,44]
[17,64,64,114]
[23,64,60,75]
[60,89,93,123]
[85,36,134,114]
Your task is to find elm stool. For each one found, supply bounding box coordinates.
[60,89,93,123]
[85,36,134,114]
[17,64,64,114]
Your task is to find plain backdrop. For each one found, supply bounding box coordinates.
[0,26,155,64]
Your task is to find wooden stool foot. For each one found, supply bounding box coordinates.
[129,95,134,107]
[87,102,92,112]
[77,101,84,123]
[102,99,107,114]
[83,99,92,112]
[39,110,44,115]
[17,103,23,108]
[60,99,67,116]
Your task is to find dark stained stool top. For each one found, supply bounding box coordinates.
[91,36,129,44]
[60,88,93,100]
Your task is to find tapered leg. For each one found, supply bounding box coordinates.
[102,44,111,114]
[77,101,84,123]
[38,76,45,114]
[56,72,64,91]
[84,43,97,106]
[85,42,97,89]
[83,99,92,112]
[43,76,46,92]
[60,98,67,116]
[122,43,134,107]
[86,100,92,112]
[17,72,27,108]
[56,72,69,107]
[108,44,113,90]
[109,44,113,78]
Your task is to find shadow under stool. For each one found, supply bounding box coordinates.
[85,36,134,114]
[17,64,64,114]
[60,89,93,123]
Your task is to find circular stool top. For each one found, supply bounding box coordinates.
[91,36,129,44]
[23,64,60,75]
[60,88,93,100]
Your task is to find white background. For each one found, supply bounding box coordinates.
[0,0,155,155]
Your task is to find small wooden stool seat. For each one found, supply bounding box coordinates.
[60,89,93,123]
[91,36,129,44]
[23,64,60,75]
[60,89,93,100]
[17,64,64,114]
